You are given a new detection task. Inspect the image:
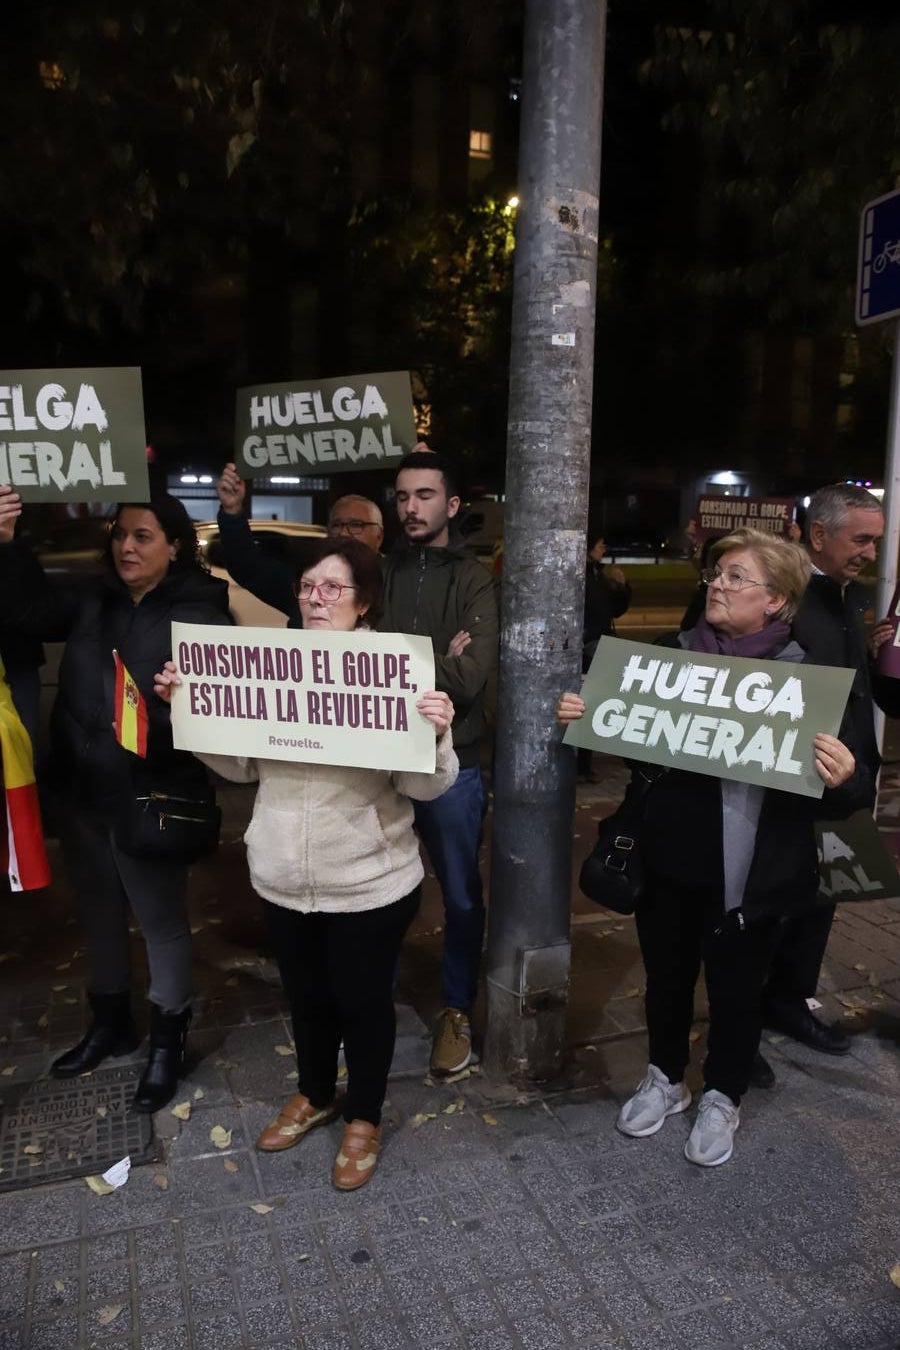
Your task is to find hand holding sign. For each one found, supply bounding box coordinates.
[0,485,22,543]
[216,462,246,516]
[812,733,855,789]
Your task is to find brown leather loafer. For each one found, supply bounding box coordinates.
[256,1094,338,1152]
[331,1119,381,1191]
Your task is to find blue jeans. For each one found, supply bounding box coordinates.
[413,764,486,1014]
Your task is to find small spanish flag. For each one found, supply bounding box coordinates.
[113,650,148,758]
[0,657,51,891]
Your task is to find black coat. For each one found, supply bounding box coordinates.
[0,542,230,816]
[639,629,868,922]
[583,561,631,652]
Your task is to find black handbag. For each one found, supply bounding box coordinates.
[578,766,666,915]
[113,788,221,865]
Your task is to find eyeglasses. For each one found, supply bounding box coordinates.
[328,518,378,536]
[293,579,358,604]
[700,566,771,592]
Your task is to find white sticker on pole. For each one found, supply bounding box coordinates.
[551,333,576,347]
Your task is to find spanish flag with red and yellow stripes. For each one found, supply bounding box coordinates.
[113,650,148,758]
[0,657,51,892]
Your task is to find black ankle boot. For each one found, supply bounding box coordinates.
[133,1005,191,1114]
[50,991,139,1079]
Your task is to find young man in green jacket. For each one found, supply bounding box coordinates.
[381,451,499,1074]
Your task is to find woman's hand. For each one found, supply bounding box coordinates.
[446,629,471,658]
[814,733,855,789]
[0,485,23,544]
[556,691,586,724]
[416,690,453,737]
[153,660,183,705]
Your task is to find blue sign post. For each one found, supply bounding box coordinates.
[857,188,900,326]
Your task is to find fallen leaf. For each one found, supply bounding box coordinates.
[482,1113,498,1126]
[23,1144,43,1156]
[194,1087,206,1100]
[85,1175,115,1195]
[190,925,204,935]
[97,1305,124,1326]
[1,1066,17,1077]
[442,1064,479,1085]
[225,976,239,987]
[51,984,67,992]
[153,1175,169,1191]
[55,962,71,971]
[890,1263,900,1289]
[53,1279,65,1293]
[170,1101,192,1121]
[417,1216,429,1224]
[410,1112,436,1130]
[297,1253,310,1262]
[853,963,867,973]
[273,1045,294,1056]
[209,1125,232,1149]
[96,1106,108,1119]
[250,1203,273,1215]
[442,1100,465,1115]
[224,1159,239,1174]
[37,1014,49,1029]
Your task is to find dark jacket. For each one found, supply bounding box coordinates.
[0,541,230,816]
[216,507,300,627]
[583,562,630,648]
[639,628,866,922]
[380,538,498,769]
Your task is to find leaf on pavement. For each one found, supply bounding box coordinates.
[209,1125,232,1149]
[23,1144,43,1156]
[224,1159,239,1173]
[410,1112,436,1130]
[170,1101,192,1121]
[889,1263,900,1289]
[85,1175,115,1195]
[274,1044,294,1056]
[482,1113,498,1126]
[250,1203,273,1215]
[1,1066,17,1077]
[442,1100,465,1115]
[97,1305,124,1326]
[194,1087,206,1100]
[153,1174,169,1190]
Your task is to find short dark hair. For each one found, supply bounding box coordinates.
[104,492,202,573]
[299,537,384,626]
[395,450,460,500]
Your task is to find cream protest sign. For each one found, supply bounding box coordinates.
[169,622,437,772]
[564,636,854,798]
[0,367,148,502]
[234,370,416,476]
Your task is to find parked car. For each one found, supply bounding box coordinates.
[194,518,326,626]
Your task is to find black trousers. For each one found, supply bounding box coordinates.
[763,903,836,1011]
[265,889,419,1127]
[635,879,782,1105]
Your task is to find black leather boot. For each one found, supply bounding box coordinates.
[50,991,139,1079]
[133,1005,191,1114]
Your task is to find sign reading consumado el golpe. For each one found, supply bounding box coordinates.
[169,622,438,774]
[234,370,417,477]
[564,637,854,798]
[0,367,149,503]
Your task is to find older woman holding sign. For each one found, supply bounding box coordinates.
[558,527,860,1167]
[155,537,457,1191]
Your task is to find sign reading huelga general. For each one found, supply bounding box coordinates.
[0,367,148,502]
[564,637,854,798]
[234,370,416,477]
[817,811,900,904]
[169,622,437,773]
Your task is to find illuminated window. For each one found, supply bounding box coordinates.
[469,130,492,160]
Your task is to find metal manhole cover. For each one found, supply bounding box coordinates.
[0,1065,157,1192]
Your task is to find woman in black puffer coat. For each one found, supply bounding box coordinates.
[0,487,230,1111]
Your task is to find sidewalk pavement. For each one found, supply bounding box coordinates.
[1,752,899,1350]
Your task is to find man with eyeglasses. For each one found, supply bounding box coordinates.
[753,482,893,1084]
[213,464,383,627]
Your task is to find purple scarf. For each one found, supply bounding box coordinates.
[690,613,792,659]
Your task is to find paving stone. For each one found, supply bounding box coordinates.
[511,1311,571,1350]
[192,1309,245,1350]
[622,1323,689,1350]
[243,1298,297,1342]
[139,1282,187,1328]
[447,1287,503,1331]
[25,1313,80,1350]
[138,1325,192,1350]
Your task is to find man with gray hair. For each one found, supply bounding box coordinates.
[756,482,891,1081]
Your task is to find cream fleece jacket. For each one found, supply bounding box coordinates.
[197,732,458,914]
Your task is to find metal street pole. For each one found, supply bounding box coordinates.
[485,0,607,1080]
[874,319,900,753]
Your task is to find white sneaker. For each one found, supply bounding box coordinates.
[684,1089,740,1167]
[616,1064,691,1138]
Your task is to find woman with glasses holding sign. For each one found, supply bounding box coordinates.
[557,527,862,1167]
[155,537,457,1191]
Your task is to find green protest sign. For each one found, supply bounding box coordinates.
[0,367,148,503]
[234,370,416,477]
[564,636,854,798]
[817,811,900,904]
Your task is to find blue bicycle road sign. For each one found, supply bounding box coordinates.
[857,188,900,326]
